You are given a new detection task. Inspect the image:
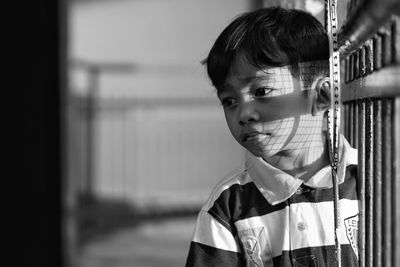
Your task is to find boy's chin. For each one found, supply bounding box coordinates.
[244,144,290,161]
[245,146,276,159]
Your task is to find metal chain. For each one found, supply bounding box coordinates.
[326,0,342,266]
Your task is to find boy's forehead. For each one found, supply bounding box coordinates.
[226,58,291,83]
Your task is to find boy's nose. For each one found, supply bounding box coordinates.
[239,104,260,125]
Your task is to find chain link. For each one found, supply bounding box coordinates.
[326,0,342,266]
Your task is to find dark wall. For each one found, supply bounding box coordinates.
[15,0,64,266]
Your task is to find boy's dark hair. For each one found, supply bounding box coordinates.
[204,7,329,90]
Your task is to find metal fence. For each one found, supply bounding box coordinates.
[338,0,400,265]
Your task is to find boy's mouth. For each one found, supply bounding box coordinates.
[242,132,271,142]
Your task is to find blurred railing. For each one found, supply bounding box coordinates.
[67,61,245,224]
[69,94,244,208]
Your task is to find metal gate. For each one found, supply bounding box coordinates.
[338,0,400,266]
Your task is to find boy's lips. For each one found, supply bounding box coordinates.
[242,131,271,142]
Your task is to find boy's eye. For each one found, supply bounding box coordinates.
[220,97,237,108]
[254,87,273,97]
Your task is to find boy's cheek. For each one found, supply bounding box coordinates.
[257,97,312,121]
[225,120,243,142]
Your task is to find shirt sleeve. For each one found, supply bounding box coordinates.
[185,210,244,267]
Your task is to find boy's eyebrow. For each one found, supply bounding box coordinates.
[220,72,275,94]
[244,74,273,83]
[218,69,279,96]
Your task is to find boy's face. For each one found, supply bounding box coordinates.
[218,54,326,160]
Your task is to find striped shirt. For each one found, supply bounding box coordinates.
[186,136,359,267]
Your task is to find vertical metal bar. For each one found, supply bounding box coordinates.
[373,35,383,71]
[365,99,374,267]
[353,101,359,149]
[348,102,354,145]
[345,57,350,83]
[381,24,392,67]
[358,99,366,267]
[382,99,393,267]
[85,67,100,199]
[354,49,360,79]
[373,99,383,267]
[349,53,355,81]
[360,46,366,77]
[365,39,374,74]
[392,17,399,64]
[342,103,348,138]
[379,19,395,66]
[394,97,400,266]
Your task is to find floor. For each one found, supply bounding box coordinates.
[77,216,197,267]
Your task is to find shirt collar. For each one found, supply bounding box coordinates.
[245,135,357,205]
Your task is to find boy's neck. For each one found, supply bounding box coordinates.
[263,132,330,181]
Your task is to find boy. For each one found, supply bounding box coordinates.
[186,7,359,267]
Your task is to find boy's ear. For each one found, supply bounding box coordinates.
[311,77,331,116]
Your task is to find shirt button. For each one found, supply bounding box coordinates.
[295,188,302,195]
[297,222,307,231]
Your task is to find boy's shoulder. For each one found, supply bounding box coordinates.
[201,163,252,211]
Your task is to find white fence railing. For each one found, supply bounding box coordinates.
[68,95,245,210]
